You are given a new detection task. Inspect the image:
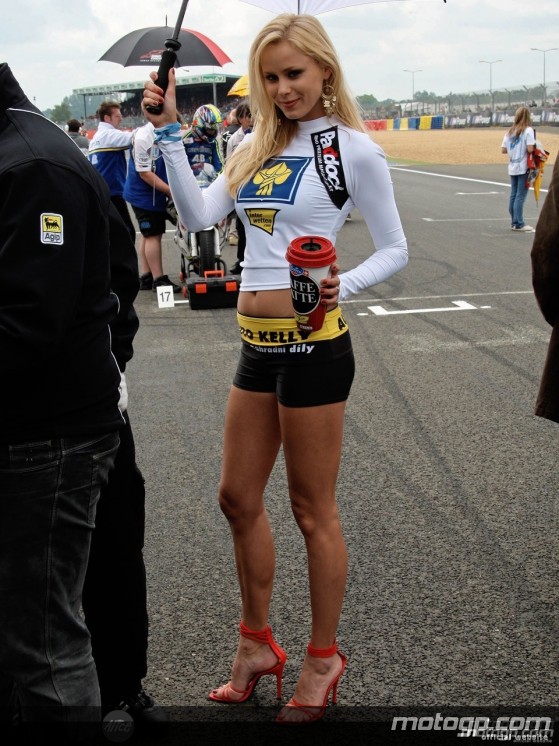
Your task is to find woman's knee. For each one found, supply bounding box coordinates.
[217,482,263,525]
[290,496,339,539]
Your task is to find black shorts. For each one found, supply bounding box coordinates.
[233,310,355,407]
[131,206,166,237]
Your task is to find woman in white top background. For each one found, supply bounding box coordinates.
[142,12,408,723]
[501,105,536,232]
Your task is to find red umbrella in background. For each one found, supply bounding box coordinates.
[101,0,232,115]
[99,26,232,69]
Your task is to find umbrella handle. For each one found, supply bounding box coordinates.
[146,47,177,115]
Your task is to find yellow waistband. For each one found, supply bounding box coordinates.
[237,306,348,346]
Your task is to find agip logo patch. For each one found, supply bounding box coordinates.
[41,213,64,245]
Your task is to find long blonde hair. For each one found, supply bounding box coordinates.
[508,106,532,138]
[225,13,365,197]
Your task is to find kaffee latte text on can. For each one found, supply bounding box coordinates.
[286,236,337,332]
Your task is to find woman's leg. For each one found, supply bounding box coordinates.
[509,175,518,226]
[516,172,529,227]
[512,174,529,228]
[277,400,348,721]
[210,386,283,699]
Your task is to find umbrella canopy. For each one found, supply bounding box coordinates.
[228,75,250,97]
[239,0,444,13]
[99,26,232,68]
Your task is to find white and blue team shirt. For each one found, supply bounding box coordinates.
[123,122,168,212]
[88,122,134,197]
[160,115,408,300]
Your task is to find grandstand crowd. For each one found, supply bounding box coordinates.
[82,89,238,132]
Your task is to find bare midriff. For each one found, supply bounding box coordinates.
[237,288,294,319]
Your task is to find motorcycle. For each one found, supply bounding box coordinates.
[170,163,228,287]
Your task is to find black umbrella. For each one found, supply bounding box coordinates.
[98,26,232,68]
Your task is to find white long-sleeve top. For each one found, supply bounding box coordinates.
[160,115,408,300]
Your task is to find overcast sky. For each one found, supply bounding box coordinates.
[5,0,559,111]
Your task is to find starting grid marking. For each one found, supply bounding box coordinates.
[156,286,188,308]
[157,288,532,316]
[350,291,533,318]
[365,299,488,316]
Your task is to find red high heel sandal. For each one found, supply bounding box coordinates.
[208,621,287,703]
[276,640,347,724]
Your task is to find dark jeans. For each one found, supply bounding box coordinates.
[111,195,136,245]
[82,412,148,707]
[0,431,119,741]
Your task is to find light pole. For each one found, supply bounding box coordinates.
[479,59,502,113]
[531,47,559,108]
[403,69,422,115]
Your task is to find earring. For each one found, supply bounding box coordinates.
[321,83,337,115]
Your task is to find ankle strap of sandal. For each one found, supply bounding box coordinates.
[239,620,273,645]
[307,640,338,658]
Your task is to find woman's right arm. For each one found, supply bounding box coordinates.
[159,140,233,230]
[142,70,234,230]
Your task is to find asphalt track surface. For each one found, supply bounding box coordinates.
[123,164,558,745]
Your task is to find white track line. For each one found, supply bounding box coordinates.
[390,167,548,195]
[342,290,532,305]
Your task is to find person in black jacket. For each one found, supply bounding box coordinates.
[81,205,167,730]
[531,156,559,421]
[0,63,124,743]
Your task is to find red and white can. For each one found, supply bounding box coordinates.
[286,236,337,333]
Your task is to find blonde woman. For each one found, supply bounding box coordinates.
[501,105,536,232]
[142,13,408,723]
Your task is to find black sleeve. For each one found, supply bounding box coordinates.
[0,162,93,373]
[531,158,559,327]
[108,202,140,371]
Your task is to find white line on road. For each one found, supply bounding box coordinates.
[342,290,532,305]
[368,300,478,316]
[423,217,511,222]
[455,191,500,195]
[391,166,548,195]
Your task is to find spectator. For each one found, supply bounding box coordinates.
[221,107,239,247]
[82,204,168,730]
[88,102,137,245]
[225,102,252,274]
[123,120,180,292]
[501,105,535,232]
[66,118,90,155]
[221,107,239,153]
